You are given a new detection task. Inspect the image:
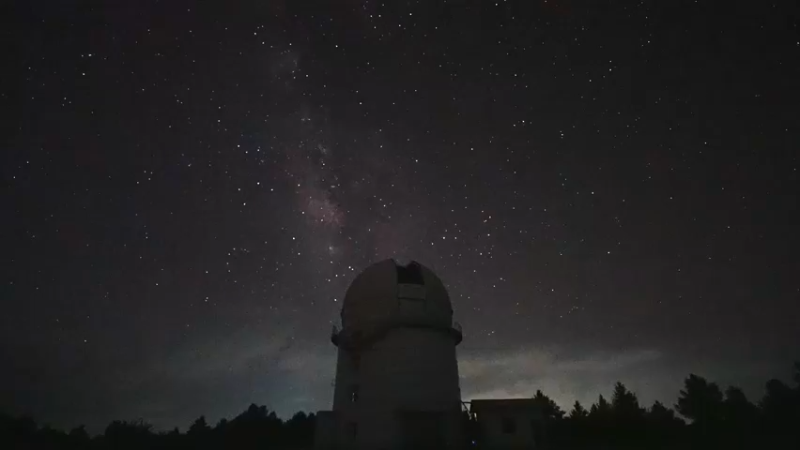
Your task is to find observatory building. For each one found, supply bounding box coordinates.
[314,259,465,450]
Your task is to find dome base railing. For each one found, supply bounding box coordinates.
[332,319,462,349]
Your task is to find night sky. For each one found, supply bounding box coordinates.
[3,0,799,434]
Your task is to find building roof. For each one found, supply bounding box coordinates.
[340,259,453,328]
[470,399,541,412]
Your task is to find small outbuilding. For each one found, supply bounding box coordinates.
[470,399,545,449]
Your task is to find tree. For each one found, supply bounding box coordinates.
[645,401,685,448]
[569,401,588,420]
[532,389,564,421]
[67,425,91,449]
[67,425,89,441]
[723,386,758,424]
[606,382,646,446]
[675,374,724,424]
[563,400,590,448]
[103,419,155,450]
[760,378,795,426]
[284,411,316,448]
[530,390,564,448]
[188,415,211,435]
[648,401,679,423]
[716,386,758,447]
[589,394,611,419]
[759,376,800,448]
[611,381,644,419]
[583,395,613,445]
[761,379,793,414]
[215,404,285,448]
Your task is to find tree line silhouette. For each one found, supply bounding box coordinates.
[464,361,800,449]
[2,362,798,449]
[0,405,315,450]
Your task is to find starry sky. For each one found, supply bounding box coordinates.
[3,0,799,434]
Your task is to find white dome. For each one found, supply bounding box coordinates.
[340,259,453,329]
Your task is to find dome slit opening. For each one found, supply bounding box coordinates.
[396,261,425,285]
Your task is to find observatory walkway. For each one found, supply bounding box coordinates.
[331,318,462,350]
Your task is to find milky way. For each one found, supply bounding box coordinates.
[2,0,799,433]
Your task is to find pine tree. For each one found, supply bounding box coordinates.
[569,400,588,419]
[675,374,724,424]
[589,394,611,418]
[533,389,565,421]
[188,416,211,435]
[611,381,644,419]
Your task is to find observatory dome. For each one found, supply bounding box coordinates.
[340,259,453,328]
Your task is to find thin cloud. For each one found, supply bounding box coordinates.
[460,347,664,408]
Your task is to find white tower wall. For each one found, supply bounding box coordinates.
[326,259,464,450]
